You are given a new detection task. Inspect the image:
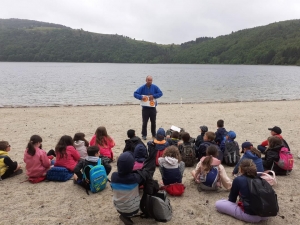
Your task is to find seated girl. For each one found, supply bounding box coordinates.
[191,146,231,191]
[233,142,264,176]
[215,159,268,223]
[158,146,185,185]
[262,136,289,175]
[54,135,81,172]
[23,135,51,182]
[0,141,22,180]
[133,143,148,171]
[90,126,115,162]
[73,132,89,159]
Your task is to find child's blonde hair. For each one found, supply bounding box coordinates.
[162,146,181,162]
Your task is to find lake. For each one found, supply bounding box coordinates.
[0,62,299,107]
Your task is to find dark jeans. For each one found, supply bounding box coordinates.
[142,107,156,137]
[257,145,267,153]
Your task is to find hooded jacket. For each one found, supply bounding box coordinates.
[123,136,145,153]
[23,147,51,178]
[54,145,81,171]
[132,144,148,170]
[0,150,18,177]
[233,151,264,175]
[158,156,184,185]
[194,156,232,190]
[74,140,88,159]
[215,127,227,146]
[263,145,288,175]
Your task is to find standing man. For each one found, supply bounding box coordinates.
[134,76,163,140]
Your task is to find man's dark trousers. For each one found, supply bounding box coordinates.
[142,107,156,137]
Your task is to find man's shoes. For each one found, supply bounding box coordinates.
[142,136,147,140]
[119,215,134,225]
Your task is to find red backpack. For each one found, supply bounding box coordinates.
[275,147,294,171]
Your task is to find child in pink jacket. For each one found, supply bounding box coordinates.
[24,135,51,182]
[90,126,115,162]
[54,135,80,172]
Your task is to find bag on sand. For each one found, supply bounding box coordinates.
[275,147,294,171]
[139,179,172,222]
[224,141,240,166]
[257,170,277,186]
[46,167,73,182]
[180,143,196,167]
[161,183,185,196]
[83,158,108,194]
[247,177,279,217]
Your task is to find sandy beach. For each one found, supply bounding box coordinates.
[0,100,299,225]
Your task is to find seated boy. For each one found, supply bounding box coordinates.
[195,125,208,149]
[111,142,157,225]
[197,131,222,161]
[133,144,148,170]
[0,141,22,180]
[166,131,180,146]
[257,126,289,153]
[73,146,111,187]
[148,128,169,166]
[215,119,227,146]
[123,129,145,153]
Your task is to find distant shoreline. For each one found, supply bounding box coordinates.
[1,98,299,109]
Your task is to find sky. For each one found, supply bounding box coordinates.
[1,0,300,44]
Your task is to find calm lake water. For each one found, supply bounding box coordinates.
[0,62,299,107]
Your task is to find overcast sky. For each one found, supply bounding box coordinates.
[1,0,300,44]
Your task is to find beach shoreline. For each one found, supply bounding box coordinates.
[0,101,299,224]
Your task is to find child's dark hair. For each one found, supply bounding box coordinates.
[0,141,9,151]
[240,159,257,178]
[27,135,43,156]
[87,146,99,156]
[73,132,89,147]
[162,146,181,162]
[268,136,283,149]
[205,131,216,141]
[217,119,224,128]
[55,135,74,159]
[171,131,179,139]
[181,132,190,142]
[127,129,135,139]
[95,126,112,146]
[201,146,219,173]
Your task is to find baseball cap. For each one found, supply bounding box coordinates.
[268,126,282,134]
[242,141,253,149]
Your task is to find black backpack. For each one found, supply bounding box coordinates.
[247,177,279,217]
[180,143,196,167]
[224,141,240,166]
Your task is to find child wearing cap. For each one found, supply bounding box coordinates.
[232,142,264,176]
[257,126,285,153]
[195,125,208,150]
[222,131,240,166]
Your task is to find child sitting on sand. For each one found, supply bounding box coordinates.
[23,135,51,182]
[158,146,185,185]
[195,125,208,149]
[166,131,180,146]
[0,141,22,180]
[133,143,148,170]
[215,119,227,146]
[54,135,81,172]
[148,128,169,166]
[73,132,89,159]
[123,129,145,153]
[90,126,115,162]
[73,145,111,188]
[197,131,222,161]
[191,145,231,191]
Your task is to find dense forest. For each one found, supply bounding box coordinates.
[0,18,300,65]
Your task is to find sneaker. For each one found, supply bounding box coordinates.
[142,136,147,140]
[119,215,134,225]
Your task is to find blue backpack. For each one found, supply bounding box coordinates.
[46,166,73,182]
[199,166,220,189]
[83,158,107,194]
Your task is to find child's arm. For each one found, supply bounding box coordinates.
[74,160,84,180]
[219,165,232,190]
[3,157,19,171]
[70,146,81,161]
[40,152,51,168]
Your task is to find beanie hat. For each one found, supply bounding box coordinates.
[200,125,208,133]
[156,128,166,141]
[134,144,147,163]
[117,151,135,175]
[227,131,236,140]
[242,141,253,149]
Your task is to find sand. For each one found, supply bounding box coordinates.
[0,100,299,225]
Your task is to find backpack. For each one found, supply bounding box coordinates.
[247,177,279,217]
[83,158,108,194]
[161,183,185,196]
[139,179,172,222]
[199,166,220,189]
[180,143,196,167]
[275,147,294,171]
[46,166,73,182]
[224,141,240,166]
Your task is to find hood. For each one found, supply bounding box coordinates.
[125,136,141,144]
[156,128,166,141]
[217,127,227,136]
[0,150,8,156]
[244,151,260,160]
[153,140,169,151]
[164,156,179,166]
[85,156,99,163]
[134,144,147,163]
[117,151,135,175]
[74,140,85,147]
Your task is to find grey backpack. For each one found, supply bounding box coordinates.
[224,141,240,166]
[180,143,196,167]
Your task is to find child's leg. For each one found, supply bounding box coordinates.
[1,168,23,179]
[257,145,266,153]
[215,199,267,223]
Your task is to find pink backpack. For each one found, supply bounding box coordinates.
[275,147,294,170]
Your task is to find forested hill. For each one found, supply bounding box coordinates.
[0,18,300,64]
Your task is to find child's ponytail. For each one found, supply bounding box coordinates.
[202,155,213,173]
[27,135,43,156]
